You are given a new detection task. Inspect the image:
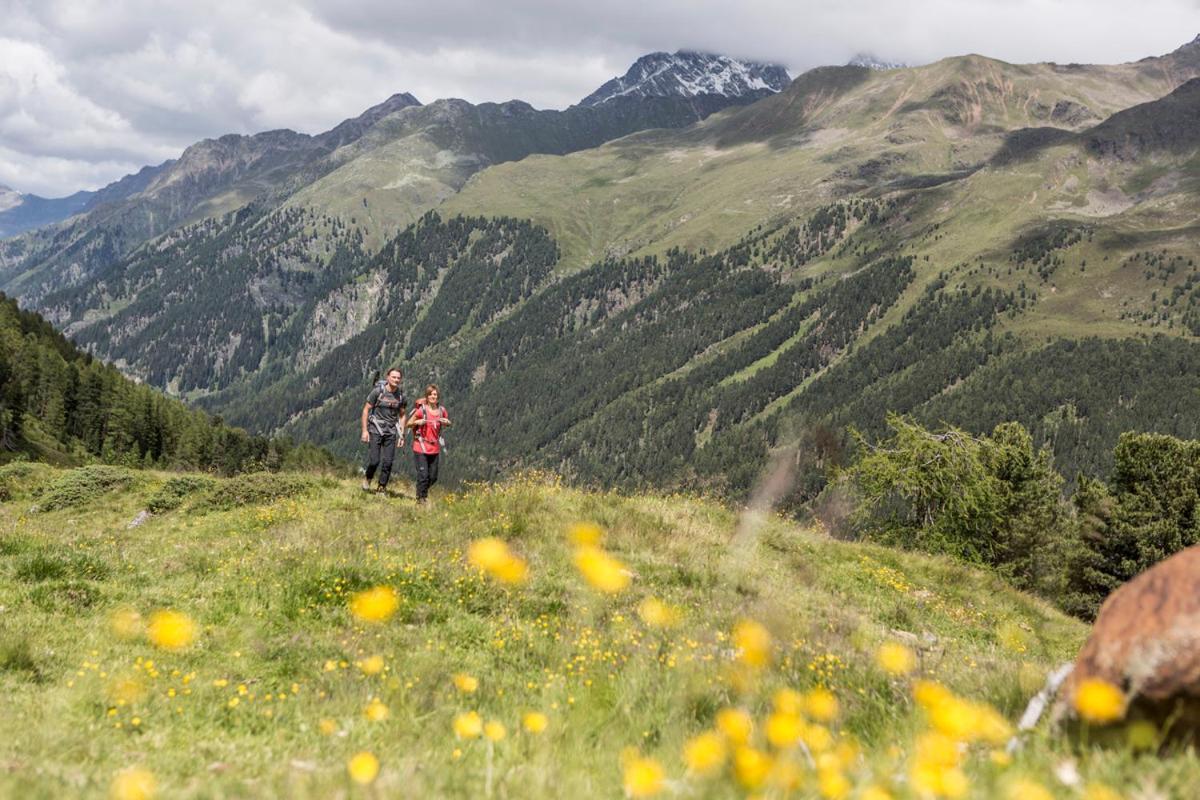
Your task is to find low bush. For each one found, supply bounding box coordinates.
[33,466,135,513]
[195,472,319,511]
[147,474,219,513]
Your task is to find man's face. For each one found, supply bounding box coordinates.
[386,371,402,389]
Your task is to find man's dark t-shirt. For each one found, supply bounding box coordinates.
[366,384,406,435]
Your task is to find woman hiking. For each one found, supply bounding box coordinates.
[406,384,450,504]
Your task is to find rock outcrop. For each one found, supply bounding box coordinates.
[1062,544,1200,729]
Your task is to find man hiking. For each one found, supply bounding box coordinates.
[406,384,450,504]
[360,367,407,493]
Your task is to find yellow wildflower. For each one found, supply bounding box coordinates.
[347,751,380,785]
[110,767,156,800]
[818,767,851,800]
[732,619,772,668]
[146,610,197,651]
[1073,678,1125,724]
[800,722,834,753]
[522,711,549,734]
[733,746,771,790]
[804,687,840,723]
[876,642,916,676]
[318,718,337,736]
[359,655,385,675]
[773,687,803,715]
[349,586,399,623]
[364,698,389,722]
[637,597,680,628]
[715,707,753,744]
[454,711,483,739]
[861,786,894,800]
[467,537,529,584]
[484,720,507,741]
[574,545,630,593]
[765,711,804,749]
[1083,784,1123,800]
[568,521,603,546]
[622,756,664,798]
[682,731,726,776]
[1007,779,1053,800]
[453,673,478,693]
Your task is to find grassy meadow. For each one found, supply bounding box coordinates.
[0,463,1196,798]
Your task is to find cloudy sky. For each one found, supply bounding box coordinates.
[2,0,1198,197]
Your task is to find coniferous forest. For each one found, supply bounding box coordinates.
[0,292,337,474]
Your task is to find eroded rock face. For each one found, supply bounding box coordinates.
[1063,544,1200,726]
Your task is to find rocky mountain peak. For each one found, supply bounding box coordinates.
[578,50,790,107]
[847,53,907,71]
[317,92,422,148]
[0,184,22,213]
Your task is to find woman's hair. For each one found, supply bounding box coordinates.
[423,384,439,401]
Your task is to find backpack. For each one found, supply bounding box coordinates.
[413,401,448,455]
[369,380,407,437]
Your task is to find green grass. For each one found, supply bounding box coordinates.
[1,467,1196,797]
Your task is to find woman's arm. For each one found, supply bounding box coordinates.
[405,407,424,429]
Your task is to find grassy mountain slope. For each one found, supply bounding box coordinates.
[7,467,1194,798]
[443,45,1200,269]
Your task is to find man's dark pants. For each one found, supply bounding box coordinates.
[414,452,439,500]
[365,429,398,488]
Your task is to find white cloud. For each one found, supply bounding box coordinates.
[0,0,1197,196]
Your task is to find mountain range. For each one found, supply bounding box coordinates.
[4,39,1200,500]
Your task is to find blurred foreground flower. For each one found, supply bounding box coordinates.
[637,597,680,628]
[1073,678,1125,724]
[622,756,664,797]
[467,537,529,584]
[146,610,196,651]
[715,707,753,744]
[522,711,549,734]
[364,698,389,722]
[732,619,772,668]
[574,545,630,593]
[359,655,385,676]
[453,673,478,693]
[484,720,507,741]
[347,751,380,785]
[110,766,155,800]
[350,586,399,623]
[877,642,916,676]
[568,521,603,546]
[454,711,483,739]
[683,731,726,776]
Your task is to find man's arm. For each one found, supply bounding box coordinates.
[361,402,372,443]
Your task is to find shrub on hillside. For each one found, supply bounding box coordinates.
[1062,432,1200,619]
[195,472,319,511]
[147,475,219,513]
[845,414,1071,598]
[33,466,135,513]
[0,462,32,501]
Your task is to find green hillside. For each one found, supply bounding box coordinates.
[0,291,334,474]
[4,466,1194,798]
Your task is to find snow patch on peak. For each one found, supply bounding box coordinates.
[0,185,23,213]
[579,50,791,107]
[847,53,907,71]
